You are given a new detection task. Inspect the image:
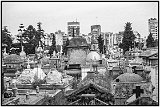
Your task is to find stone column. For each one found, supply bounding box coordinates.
[12,83,18,97]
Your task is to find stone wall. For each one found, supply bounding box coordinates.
[9,84,54,90]
[9,84,69,91]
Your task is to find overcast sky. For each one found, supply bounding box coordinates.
[2,2,158,37]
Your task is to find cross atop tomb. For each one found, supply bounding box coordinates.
[132,86,144,99]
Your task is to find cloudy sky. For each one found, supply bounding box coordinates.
[2,2,158,37]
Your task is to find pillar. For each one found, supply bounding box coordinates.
[12,83,18,97]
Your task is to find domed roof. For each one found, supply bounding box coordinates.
[68,37,88,47]
[114,73,143,82]
[86,50,101,62]
[46,69,62,84]
[4,54,23,63]
[20,51,26,58]
[16,69,35,84]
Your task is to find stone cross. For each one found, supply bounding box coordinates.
[132,86,144,99]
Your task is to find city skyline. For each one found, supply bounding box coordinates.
[2,2,158,37]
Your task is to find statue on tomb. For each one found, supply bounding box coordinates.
[3,47,8,59]
[90,99,95,105]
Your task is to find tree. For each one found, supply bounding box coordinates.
[20,23,45,54]
[146,33,155,48]
[36,22,44,41]
[63,38,70,55]
[119,43,123,50]
[16,25,38,54]
[97,34,104,53]
[23,25,37,42]
[153,39,158,47]
[17,24,27,47]
[27,22,44,48]
[119,22,136,54]
[49,34,57,55]
[138,42,144,50]
[2,26,13,53]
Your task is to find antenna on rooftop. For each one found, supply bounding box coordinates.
[96,17,98,25]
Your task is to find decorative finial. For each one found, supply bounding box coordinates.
[27,58,30,69]
[39,41,41,47]
[36,86,39,93]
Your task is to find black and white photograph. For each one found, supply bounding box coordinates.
[1,1,159,105]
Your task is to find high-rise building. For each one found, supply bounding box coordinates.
[55,30,65,53]
[91,25,101,39]
[67,21,80,37]
[90,25,101,51]
[55,30,64,46]
[104,32,114,49]
[148,18,158,40]
[116,31,123,45]
[42,33,53,46]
